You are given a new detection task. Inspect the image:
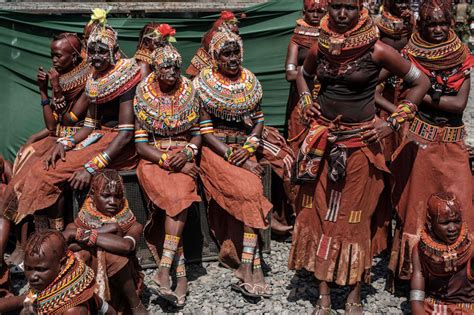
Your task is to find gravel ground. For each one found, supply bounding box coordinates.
[140,240,410,314]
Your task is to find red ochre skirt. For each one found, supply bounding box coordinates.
[288,141,388,286]
[2,129,137,222]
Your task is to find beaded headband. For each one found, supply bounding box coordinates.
[151,44,182,69]
[209,30,244,61]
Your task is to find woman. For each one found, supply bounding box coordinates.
[389,0,474,283]
[288,0,430,313]
[134,23,177,78]
[285,0,327,154]
[134,33,200,308]
[194,30,272,298]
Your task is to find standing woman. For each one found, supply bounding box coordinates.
[194,30,272,298]
[134,32,201,308]
[389,0,474,282]
[285,0,327,154]
[288,0,429,313]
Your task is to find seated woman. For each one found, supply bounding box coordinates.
[63,169,146,314]
[0,31,90,275]
[134,23,176,78]
[0,229,115,315]
[194,29,272,298]
[186,11,239,79]
[0,19,140,228]
[134,31,200,308]
[411,192,474,314]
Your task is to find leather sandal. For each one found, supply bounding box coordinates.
[345,302,363,314]
[231,281,260,298]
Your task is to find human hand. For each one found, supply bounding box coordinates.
[167,152,188,171]
[303,101,321,121]
[37,67,48,93]
[48,68,60,91]
[180,162,199,178]
[44,143,66,170]
[241,159,264,177]
[361,116,393,143]
[67,168,92,190]
[228,148,250,166]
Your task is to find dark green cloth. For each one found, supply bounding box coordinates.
[0,0,303,160]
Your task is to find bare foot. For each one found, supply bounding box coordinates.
[173,277,188,307]
[152,267,171,292]
[131,301,149,315]
[252,267,271,297]
[234,263,253,284]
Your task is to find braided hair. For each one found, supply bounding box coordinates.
[25,229,67,258]
[418,0,452,26]
[52,32,83,66]
[89,169,125,198]
[137,22,161,49]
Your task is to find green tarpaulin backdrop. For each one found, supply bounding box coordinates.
[0,0,303,161]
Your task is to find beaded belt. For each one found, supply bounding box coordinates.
[149,139,188,150]
[56,125,81,138]
[425,297,474,310]
[214,132,247,145]
[409,117,465,143]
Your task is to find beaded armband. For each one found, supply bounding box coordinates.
[134,129,148,143]
[297,91,312,118]
[181,143,199,162]
[189,124,201,137]
[84,151,111,175]
[409,290,425,301]
[387,99,417,132]
[84,117,99,129]
[252,111,264,125]
[75,227,88,242]
[57,136,76,151]
[40,98,50,106]
[118,124,134,132]
[242,135,260,156]
[53,112,59,122]
[200,120,214,135]
[69,111,79,123]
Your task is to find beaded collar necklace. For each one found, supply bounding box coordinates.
[376,10,410,39]
[85,58,141,104]
[134,72,199,136]
[59,59,91,94]
[76,197,136,232]
[134,48,153,66]
[418,223,472,276]
[319,8,379,61]
[194,67,262,122]
[404,30,468,72]
[295,19,320,37]
[30,251,95,315]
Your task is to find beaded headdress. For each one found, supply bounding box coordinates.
[305,0,328,9]
[142,23,177,44]
[419,0,451,23]
[209,30,244,62]
[87,8,118,64]
[427,192,462,223]
[151,43,182,69]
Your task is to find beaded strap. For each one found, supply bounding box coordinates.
[118,124,134,132]
[224,147,235,161]
[297,91,312,118]
[87,229,98,247]
[242,135,260,157]
[252,111,265,125]
[57,136,76,151]
[189,124,201,137]
[69,111,79,123]
[181,143,199,162]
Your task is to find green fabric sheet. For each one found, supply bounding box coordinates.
[0,0,303,161]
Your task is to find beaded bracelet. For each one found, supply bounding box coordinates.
[40,98,50,106]
[134,129,148,143]
[251,111,265,125]
[190,124,201,137]
[84,151,111,175]
[186,143,199,157]
[158,153,169,169]
[87,229,98,247]
[224,147,235,161]
[57,136,76,150]
[297,91,312,117]
[387,99,417,132]
[242,135,260,156]
[84,117,99,129]
[181,147,195,162]
[75,228,90,243]
[199,120,214,135]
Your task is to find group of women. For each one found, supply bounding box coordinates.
[0,0,472,313]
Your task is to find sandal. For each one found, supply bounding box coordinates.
[345,302,363,314]
[170,291,188,308]
[252,283,272,298]
[148,277,173,299]
[312,304,334,315]
[230,281,260,298]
